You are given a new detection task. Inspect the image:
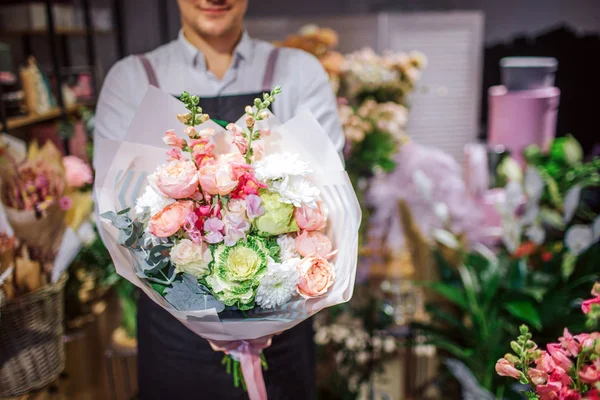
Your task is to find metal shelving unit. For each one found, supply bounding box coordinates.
[0,0,125,138]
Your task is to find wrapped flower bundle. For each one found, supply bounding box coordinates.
[95,86,360,398]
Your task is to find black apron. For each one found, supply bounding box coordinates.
[135,50,316,400]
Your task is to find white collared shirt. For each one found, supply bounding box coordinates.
[94,30,344,155]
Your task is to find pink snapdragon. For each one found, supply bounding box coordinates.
[560,329,582,357]
[495,358,520,379]
[163,129,187,148]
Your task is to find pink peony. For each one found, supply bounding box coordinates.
[582,297,600,314]
[63,155,93,188]
[295,231,334,260]
[198,159,238,196]
[148,201,194,238]
[495,358,520,379]
[294,202,327,231]
[162,129,187,148]
[149,160,199,199]
[579,365,600,384]
[547,343,573,371]
[296,255,335,299]
[560,328,582,357]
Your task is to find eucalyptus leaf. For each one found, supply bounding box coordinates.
[165,274,225,312]
[539,207,565,230]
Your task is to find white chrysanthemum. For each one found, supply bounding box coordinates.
[255,257,300,309]
[272,176,320,208]
[254,152,310,182]
[135,185,175,216]
[277,235,299,262]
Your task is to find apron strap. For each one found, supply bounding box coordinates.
[137,54,160,88]
[262,47,280,92]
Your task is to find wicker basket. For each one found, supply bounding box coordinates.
[0,274,67,397]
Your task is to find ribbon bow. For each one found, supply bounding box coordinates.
[209,336,273,400]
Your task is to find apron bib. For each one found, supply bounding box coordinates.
[134,49,316,400]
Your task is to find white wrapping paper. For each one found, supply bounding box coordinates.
[94,87,360,341]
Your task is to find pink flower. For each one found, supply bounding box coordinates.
[149,160,199,199]
[63,156,93,188]
[529,368,549,385]
[536,352,557,373]
[495,358,520,379]
[549,368,571,387]
[204,217,224,244]
[190,137,215,165]
[227,123,248,155]
[296,255,335,299]
[166,147,184,161]
[162,129,187,148]
[259,129,270,137]
[547,343,573,371]
[59,196,72,210]
[585,389,600,400]
[559,388,582,400]
[582,297,600,314]
[223,213,250,246]
[148,201,194,238]
[579,364,600,384]
[230,171,266,199]
[246,194,264,219]
[294,202,327,231]
[295,231,334,260]
[536,381,562,400]
[560,328,582,357]
[183,212,203,244]
[592,283,600,298]
[198,159,238,196]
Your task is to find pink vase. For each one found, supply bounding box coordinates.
[488,85,560,166]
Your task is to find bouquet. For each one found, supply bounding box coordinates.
[95,86,360,398]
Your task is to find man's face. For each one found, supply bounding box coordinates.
[178,0,248,38]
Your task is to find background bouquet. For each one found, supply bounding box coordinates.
[95,86,360,398]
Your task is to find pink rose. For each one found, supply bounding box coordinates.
[198,159,238,196]
[149,160,199,199]
[296,255,335,299]
[295,231,334,260]
[579,364,600,384]
[294,202,327,231]
[495,358,520,379]
[560,328,582,357]
[148,201,194,237]
[582,297,600,314]
[547,343,573,371]
[162,129,187,148]
[529,368,549,385]
[63,155,93,188]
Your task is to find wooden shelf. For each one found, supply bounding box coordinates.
[6,103,94,130]
[0,28,113,37]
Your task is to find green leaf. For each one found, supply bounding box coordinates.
[504,301,542,330]
[418,281,468,310]
[561,252,577,280]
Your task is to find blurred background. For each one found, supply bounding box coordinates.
[0,1,599,399]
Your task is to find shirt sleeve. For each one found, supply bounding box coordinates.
[93,56,141,168]
[286,49,345,154]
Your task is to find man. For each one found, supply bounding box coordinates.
[94,1,344,399]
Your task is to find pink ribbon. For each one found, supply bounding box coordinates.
[209,336,273,400]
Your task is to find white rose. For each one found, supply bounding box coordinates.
[170,239,212,278]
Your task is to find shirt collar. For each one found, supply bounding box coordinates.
[177,29,254,70]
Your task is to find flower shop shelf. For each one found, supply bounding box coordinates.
[7,103,93,130]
